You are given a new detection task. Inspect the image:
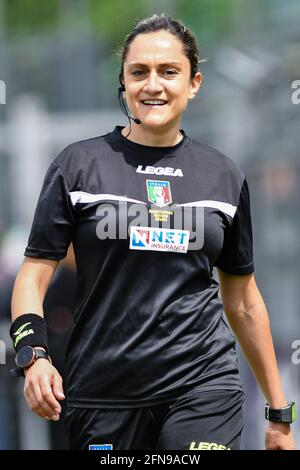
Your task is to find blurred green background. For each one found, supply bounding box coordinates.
[0,0,299,450]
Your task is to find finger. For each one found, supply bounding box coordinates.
[25,387,48,420]
[26,379,58,420]
[24,377,59,421]
[39,375,61,416]
[52,373,65,401]
[33,380,60,420]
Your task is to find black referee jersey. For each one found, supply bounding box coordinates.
[24,125,254,409]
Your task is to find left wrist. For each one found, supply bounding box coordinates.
[267,421,291,435]
[267,399,288,409]
[265,401,296,424]
[265,391,288,409]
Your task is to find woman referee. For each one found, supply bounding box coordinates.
[10,14,296,450]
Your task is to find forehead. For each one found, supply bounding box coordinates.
[125,31,187,65]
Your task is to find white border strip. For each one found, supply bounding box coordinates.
[69,192,236,218]
[69,191,146,206]
[176,200,236,218]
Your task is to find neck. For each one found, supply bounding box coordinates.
[121,123,183,147]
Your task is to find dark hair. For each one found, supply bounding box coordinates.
[118,13,200,86]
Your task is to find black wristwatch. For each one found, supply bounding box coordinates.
[265,402,296,423]
[11,346,51,377]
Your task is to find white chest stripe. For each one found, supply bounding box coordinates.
[69,192,146,206]
[69,192,236,218]
[176,200,236,218]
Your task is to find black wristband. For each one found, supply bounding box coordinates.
[10,314,49,354]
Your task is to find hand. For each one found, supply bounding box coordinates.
[265,422,297,450]
[24,358,65,422]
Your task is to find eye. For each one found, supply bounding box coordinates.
[131,69,177,77]
[163,70,177,75]
[131,70,144,76]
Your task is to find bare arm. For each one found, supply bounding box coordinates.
[217,270,286,408]
[11,256,59,320]
[11,256,65,422]
[217,269,296,449]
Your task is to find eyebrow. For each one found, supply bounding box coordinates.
[127,62,182,67]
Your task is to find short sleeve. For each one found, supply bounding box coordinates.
[215,178,254,275]
[24,162,75,260]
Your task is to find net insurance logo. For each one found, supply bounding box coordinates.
[130,226,190,253]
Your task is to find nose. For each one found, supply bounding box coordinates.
[143,72,163,93]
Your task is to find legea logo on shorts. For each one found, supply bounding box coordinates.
[89,444,113,450]
[189,441,231,450]
[130,226,190,253]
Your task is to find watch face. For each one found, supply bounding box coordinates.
[15,346,35,368]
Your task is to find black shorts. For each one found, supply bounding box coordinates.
[64,389,245,450]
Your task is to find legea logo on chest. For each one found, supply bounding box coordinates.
[136,165,183,177]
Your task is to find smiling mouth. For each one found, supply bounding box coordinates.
[141,100,168,107]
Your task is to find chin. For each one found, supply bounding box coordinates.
[142,117,171,128]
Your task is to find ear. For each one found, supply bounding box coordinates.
[189,71,202,99]
[119,73,126,93]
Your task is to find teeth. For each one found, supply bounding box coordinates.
[142,100,166,105]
